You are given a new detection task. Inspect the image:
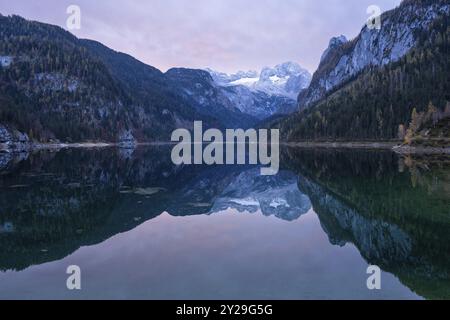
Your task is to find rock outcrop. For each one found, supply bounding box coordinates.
[0,124,31,152]
[299,0,450,109]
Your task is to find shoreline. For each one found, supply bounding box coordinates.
[0,142,114,152]
[284,141,398,150]
[0,141,178,152]
[392,145,450,155]
[34,142,114,149]
[285,141,450,154]
[2,141,450,155]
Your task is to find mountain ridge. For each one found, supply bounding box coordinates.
[207,61,311,99]
[277,0,450,142]
[0,14,298,147]
[298,0,450,109]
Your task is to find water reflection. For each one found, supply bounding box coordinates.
[0,147,449,299]
[283,148,450,299]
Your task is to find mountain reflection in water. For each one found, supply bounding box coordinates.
[0,146,449,299]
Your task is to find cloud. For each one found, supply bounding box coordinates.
[0,0,401,73]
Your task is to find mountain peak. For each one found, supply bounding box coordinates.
[330,35,347,46]
[260,61,308,80]
[205,68,258,85]
[206,62,311,99]
[301,0,450,109]
[320,35,348,63]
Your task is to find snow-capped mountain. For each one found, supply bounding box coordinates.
[206,62,312,99]
[255,62,312,99]
[165,68,297,124]
[166,68,258,128]
[203,62,311,119]
[299,0,450,109]
[222,85,298,120]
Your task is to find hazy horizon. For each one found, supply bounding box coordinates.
[0,0,402,74]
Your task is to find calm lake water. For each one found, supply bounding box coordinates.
[0,146,449,300]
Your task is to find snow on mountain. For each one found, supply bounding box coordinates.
[204,63,311,120]
[222,85,297,120]
[206,62,312,99]
[229,76,259,87]
[206,68,259,85]
[166,68,258,128]
[255,62,311,98]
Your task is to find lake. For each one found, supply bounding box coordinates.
[0,146,449,300]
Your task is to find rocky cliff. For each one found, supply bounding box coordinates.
[299,0,450,109]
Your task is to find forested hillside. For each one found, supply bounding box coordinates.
[0,15,213,144]
[278,1,450,142]
[0,15,131,142]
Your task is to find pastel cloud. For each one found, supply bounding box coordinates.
[0,0,401,73]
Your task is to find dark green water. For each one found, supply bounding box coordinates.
[0,146,449,299]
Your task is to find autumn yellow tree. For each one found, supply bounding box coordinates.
[425,101,439,126]
[405,108,422,145]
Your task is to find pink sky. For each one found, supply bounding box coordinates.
[0,0,401,73]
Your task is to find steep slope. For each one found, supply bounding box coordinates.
[278,0,450,141]
[79,40,213,130]
[299,0,450,109]
[222,85,297,120]
[0,15,236,145]
[255,62,311,99]
[208,62,311,99]
[0,15,133,143]
[206,63,308,120]
[165,68,258,128]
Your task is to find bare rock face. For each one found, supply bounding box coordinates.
[319,35,348,64]
[0,124,31,152]
[299,1,450,109]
